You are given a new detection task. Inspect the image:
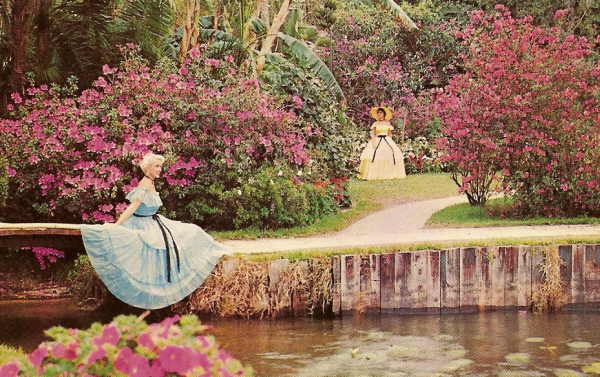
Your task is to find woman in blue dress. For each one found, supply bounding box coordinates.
[80,153,228,309]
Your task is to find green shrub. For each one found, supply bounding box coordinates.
[220,166,339,229]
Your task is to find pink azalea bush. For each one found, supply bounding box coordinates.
[0,45,339,229]
[320,2,462,134]
[435,7,600,214]
[0,314,253,377]
[19,247,65,270]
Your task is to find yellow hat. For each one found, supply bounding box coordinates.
[370,106,393,120]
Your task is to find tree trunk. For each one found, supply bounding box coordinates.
[179,0,201,62]
[9,0,37,93]
[36,0,52,72]
[256,0,290,75]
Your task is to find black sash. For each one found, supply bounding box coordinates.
[371,135,396,165]
[133,213,181,283]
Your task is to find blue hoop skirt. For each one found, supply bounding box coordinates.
[80,187,227,309]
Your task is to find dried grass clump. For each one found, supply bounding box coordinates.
[174,257,333,318]
[175,260,269,318]
[532,247,566,312]
[274,257,333,316]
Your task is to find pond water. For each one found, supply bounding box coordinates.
[2,300,600,377]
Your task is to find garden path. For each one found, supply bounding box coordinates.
[223,195,600,254]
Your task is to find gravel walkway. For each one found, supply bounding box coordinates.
[223,196,600,254]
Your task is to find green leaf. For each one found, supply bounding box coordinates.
[276,33,344,100]
[249,17,267,37]
[282,8,300,38]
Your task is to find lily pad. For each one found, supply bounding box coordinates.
[567,341,593,349]
[497,371,545,377]
[442,358,473,372]
[553,368,584,377]
[559,354,580,364]
[387,345,425,359]
[435,334,454,342]
[446,349,467,359]
[505,353,531,364]
[582,362,600,374]
[525,337,545,343]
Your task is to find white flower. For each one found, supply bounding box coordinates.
[277,170,283,176]
[237,189,242,196]
[270,179,274,185]
[297,170,303,176]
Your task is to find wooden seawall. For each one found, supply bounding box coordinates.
[215,244,600,317]
[328,245,600,315]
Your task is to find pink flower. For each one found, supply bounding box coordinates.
[292,95,304,109]
[93,77,108,88]
[28,345,48,367]
[204,58,220,68]
[178,66,189,76]
[102,64,117,75]
[114,347,134,374]
[0,362,19,377]
[10,92,22,104]
[118,104,133,117]
[137,332,155,349]
[7,168,16,177]
[115,348,152,377]
[93,325,120,346]
[189,47,201,59]
[51,342,77,360]
[224,55,234,63]
[554,9,569,19]
[86,347,106,365]
[158,346,192,374]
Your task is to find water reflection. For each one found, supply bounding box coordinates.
[2,300,600,376]
[205,311,600,377]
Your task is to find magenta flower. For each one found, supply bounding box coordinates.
[137,332,155,349]
[292,95,303,109]
[158,345,192,374]
[102,64,117,75]
[189,47,201,59]
[149,359,165,377]
[86,347,107,365]
[50,342,76,360]
[28,345,48,367]
[159,315,180,338]
[93,325,120,347]
[128,354,152,377]
[10,92,22,104]
[189,349,212,371]
[0,363,19,377]
[114,347,134,374]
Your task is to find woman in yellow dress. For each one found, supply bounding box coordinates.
[358,106,406,180]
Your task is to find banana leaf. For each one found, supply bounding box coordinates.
[282,8,300,38]
[276,32,344,100]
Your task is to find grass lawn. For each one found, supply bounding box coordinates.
[427,197,600,228]
[241,235,600,262]
[212,173,458,240]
